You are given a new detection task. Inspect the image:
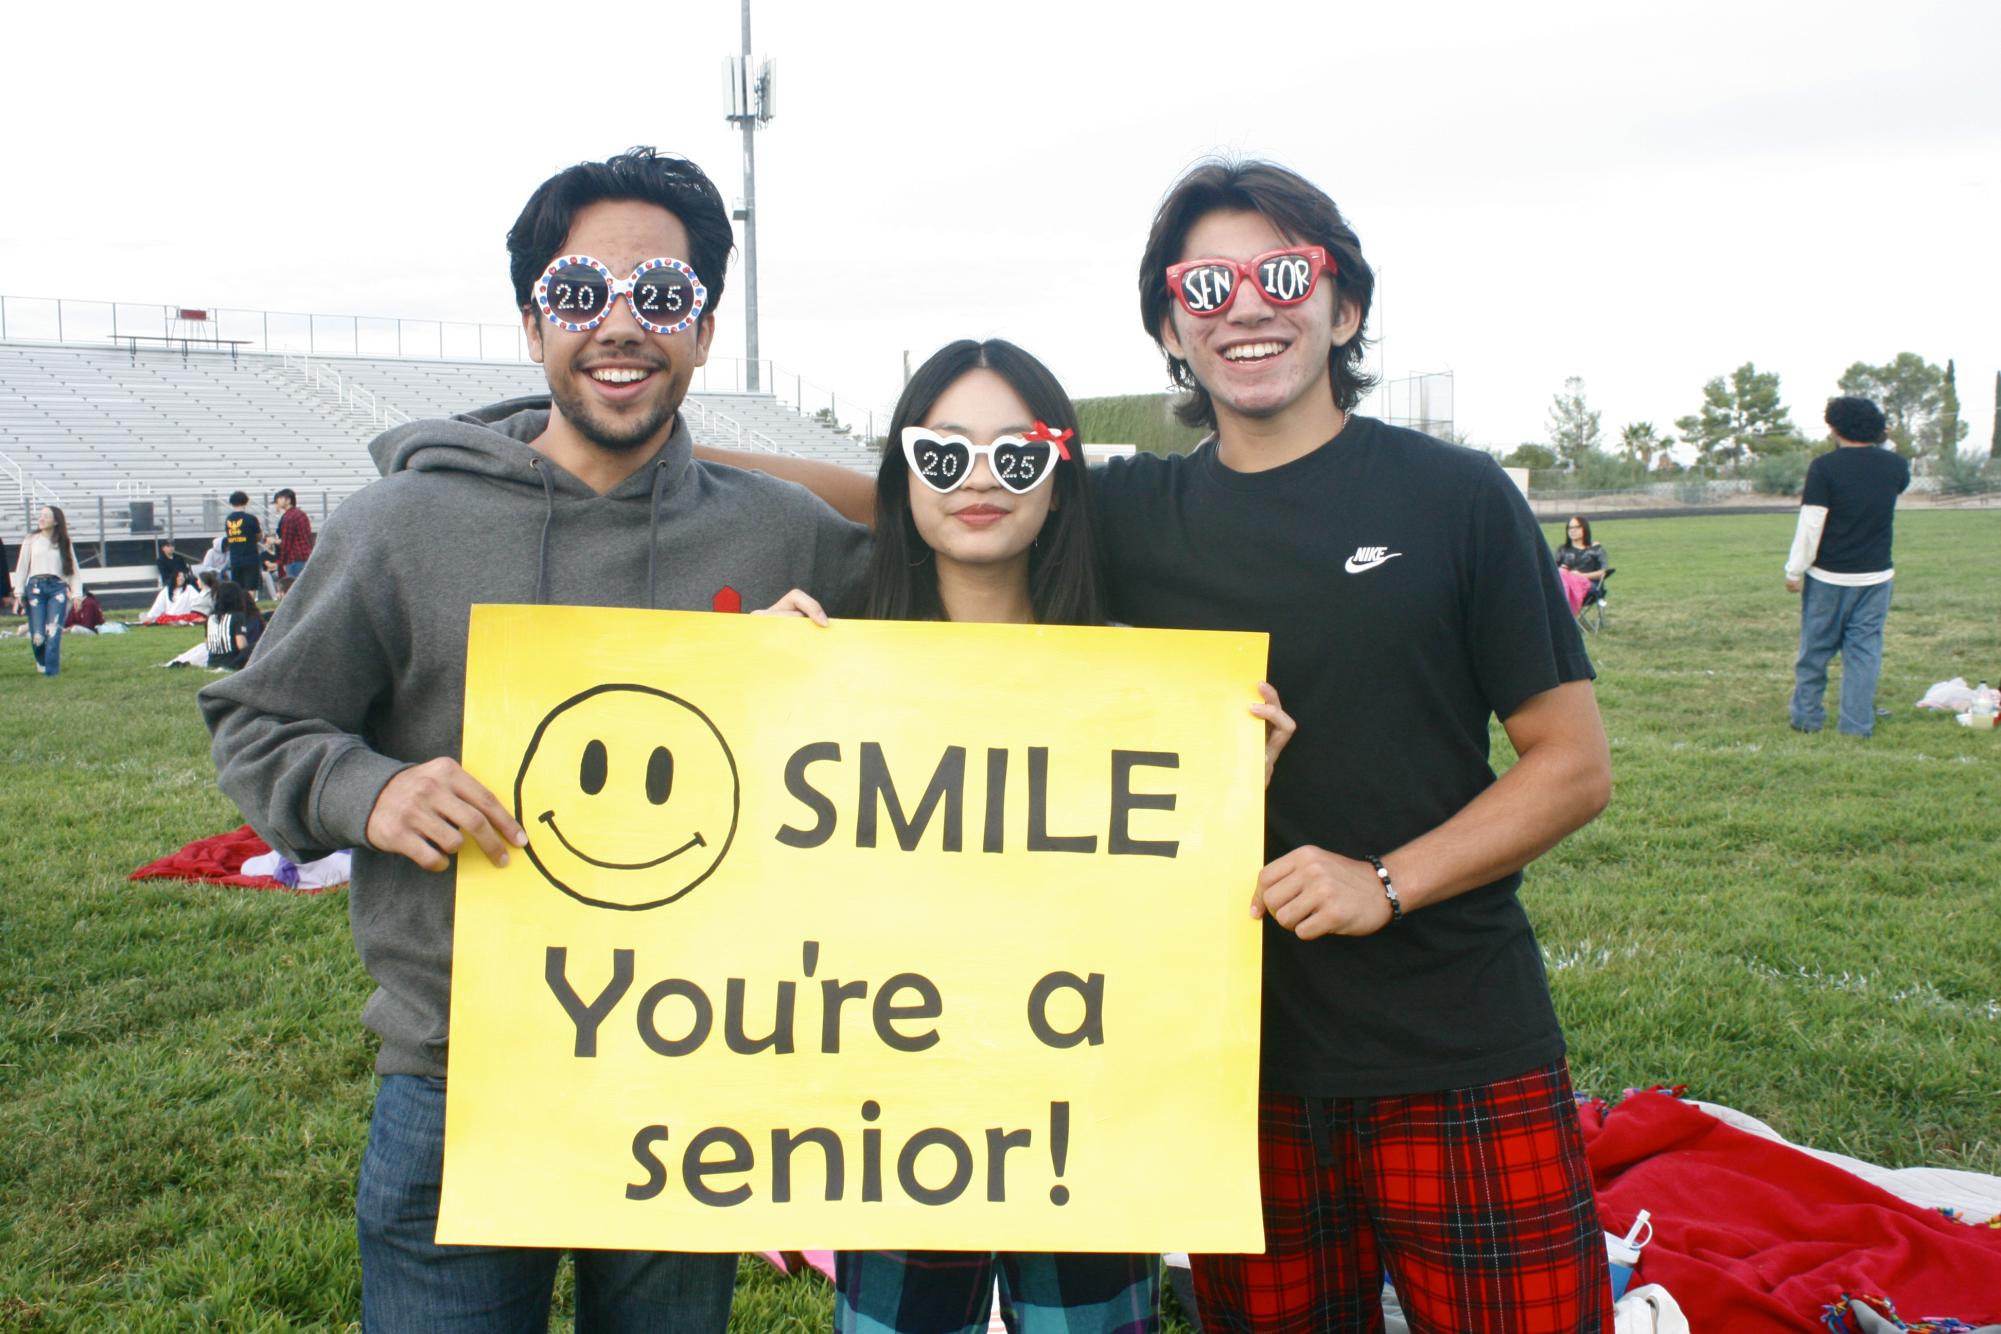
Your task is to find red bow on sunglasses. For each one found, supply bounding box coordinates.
[1021,421,1073,460]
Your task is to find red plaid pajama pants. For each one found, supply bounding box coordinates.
[1192,1061,1611,1333]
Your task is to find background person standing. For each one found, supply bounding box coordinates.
[10,504,81,676]
[1785,396,1910,737]
[272,488,314,579]
[221,490,263,594]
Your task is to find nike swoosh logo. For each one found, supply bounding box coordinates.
[1344,553,1403,574]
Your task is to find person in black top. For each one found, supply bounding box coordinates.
[698,159,1618,1334]
[205,580,255,670]
[1106,158,1613,1332]
[1555,513,1609,612]
[221,491,263,593]
[1785,396,1910,736]
[155,538,192,589]
[1555,515,1607,582]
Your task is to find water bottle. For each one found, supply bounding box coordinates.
[1603,1209,1651,1300]
[1974,681,1999,727]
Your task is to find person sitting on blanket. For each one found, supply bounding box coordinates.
[66,586,106,632]
[142,567,203,623]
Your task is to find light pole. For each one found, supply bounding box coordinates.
[724,0,775,393]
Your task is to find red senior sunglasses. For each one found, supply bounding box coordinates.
[1165,245,1337,317]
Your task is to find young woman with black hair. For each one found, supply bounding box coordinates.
[141,565,203,623]
[205,581,257,671]
[1554,514,1608,616]
[10,504,80,676]
[765,339,1293,1334]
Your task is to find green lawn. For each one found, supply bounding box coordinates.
[2,509,1997,1330]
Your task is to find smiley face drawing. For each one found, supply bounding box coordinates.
[513,684,740,910]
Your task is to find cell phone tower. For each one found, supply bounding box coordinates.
[723,0,776,393]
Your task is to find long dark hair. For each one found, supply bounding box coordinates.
[865,339,1104,626]
[1567,514,1594,547]
[1139,157,1377,428]
[42,506,76,577]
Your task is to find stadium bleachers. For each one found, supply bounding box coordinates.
[0,340,879,544]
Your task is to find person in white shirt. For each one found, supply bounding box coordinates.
[10,504,81,677]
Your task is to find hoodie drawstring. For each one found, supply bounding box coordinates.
[645,459,669,609]
[531,458,556,605]
[529,456,669,607]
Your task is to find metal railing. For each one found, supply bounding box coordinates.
[1,292,891,441]
[0,293,532,363]
[700,360,888,444]
[680,398,788,456]
[2,298,890,536]
[1,446,64,514]
[281,351,412,429]
[11,488,365,558]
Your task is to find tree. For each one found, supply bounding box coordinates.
[1545,376,1603,468]
[1933,358,1966,459]
[1618,421,1671,471]
[1837,352,1951,458]
[1993,371,2000,456]
[1502,443,1557,470]
[1674,363,1796,469]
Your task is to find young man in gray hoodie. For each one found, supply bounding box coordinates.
[201,147,868,1332]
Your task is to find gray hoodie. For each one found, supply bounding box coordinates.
[201,397,870,1077]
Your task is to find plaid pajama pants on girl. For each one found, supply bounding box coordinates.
[1192,1061,1611,1333]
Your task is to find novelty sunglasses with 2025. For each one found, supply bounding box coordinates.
[901,424,1073,495]
[534,255,708,335]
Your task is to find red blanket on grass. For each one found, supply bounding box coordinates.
[1583,1091,2001,1329]
[128,824,333,894]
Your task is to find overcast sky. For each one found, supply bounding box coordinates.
[3,0,1996,455]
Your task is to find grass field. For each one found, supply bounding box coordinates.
[3,510,1998,1331]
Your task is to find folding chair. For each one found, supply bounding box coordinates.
[1577,567,1615,634]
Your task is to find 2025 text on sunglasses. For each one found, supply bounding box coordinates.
[901,423,1073,495]
[533,254,707,335]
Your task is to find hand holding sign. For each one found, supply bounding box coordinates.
[366,756,528,872]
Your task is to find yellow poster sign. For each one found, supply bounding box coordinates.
[440,605,1267,1253]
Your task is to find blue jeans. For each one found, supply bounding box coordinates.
[1791,578,1892,736]
[24,576,70,675]
[356,1075,735,1333]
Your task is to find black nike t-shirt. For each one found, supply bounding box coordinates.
[1091,416,1595,1096]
